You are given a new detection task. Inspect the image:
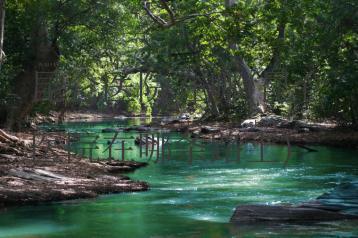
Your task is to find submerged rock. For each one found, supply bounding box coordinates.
[230,205,357,223]
[231,181,358,224]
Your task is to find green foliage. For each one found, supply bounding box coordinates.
[1,0,357,124]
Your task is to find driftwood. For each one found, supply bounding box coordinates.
[8,169,67,182]
[0,129,19,143]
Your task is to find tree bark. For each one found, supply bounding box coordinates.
[225,1,264,115]
[0,0,5,68]
[6,21,59,131]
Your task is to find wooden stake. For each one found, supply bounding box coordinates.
[121,140,125,161]
[145,135,148,157]
[139,134,142,158]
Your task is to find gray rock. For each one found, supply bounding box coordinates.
[230,205,358,224]
[201,126,220,134]
[256,115,288,127]
[239,127,260,132]
[231,181,358,223]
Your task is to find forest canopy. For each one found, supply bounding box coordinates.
[0,0,357,129]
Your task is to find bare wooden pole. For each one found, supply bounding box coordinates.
[108,143,112,162]
[139,133,143,158]
[145,135,148,157]
[121,140,125,161]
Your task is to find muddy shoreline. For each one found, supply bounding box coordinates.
[159,120,358,149]
[0,128,148,207]
[35,111,358,148]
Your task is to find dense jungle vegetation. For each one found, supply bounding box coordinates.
[0,0,357,129]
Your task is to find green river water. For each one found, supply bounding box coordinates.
[0,118,357,238]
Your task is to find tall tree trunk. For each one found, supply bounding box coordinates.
[225,0,264,115]
[203,78,220,118]
[0,0,5,68]
[6,21,59,131]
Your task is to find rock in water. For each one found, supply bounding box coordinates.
[316,181,358,215]
[231,181,358,224]
[200,126,220,134]
[230,205,358,223]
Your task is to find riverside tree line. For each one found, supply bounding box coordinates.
[0,0,356,130]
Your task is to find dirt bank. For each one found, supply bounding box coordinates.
[159,119,358,148]
[0,129,148,206]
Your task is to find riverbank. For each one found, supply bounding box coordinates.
[0,129,148,207]
[158,117,358,148]
[32,111,358,148]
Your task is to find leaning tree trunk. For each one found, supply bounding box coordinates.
[6,21,59,131]
[225,0,265,115]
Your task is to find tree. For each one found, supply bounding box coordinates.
[0,0,5,68]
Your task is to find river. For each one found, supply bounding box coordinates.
[0,118,357,237]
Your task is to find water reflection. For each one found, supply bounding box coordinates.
[1,119,357,238]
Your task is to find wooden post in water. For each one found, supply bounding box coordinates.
[108,143,112,162]
[139,133,143,158]
[145,135,148,157]
[121,140,125,161]
[149,134,155,160]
